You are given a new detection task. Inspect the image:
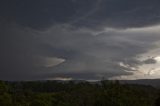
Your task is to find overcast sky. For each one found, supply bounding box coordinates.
[1,0,160,81]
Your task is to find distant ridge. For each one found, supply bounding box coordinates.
[119,79,160,88]
[4,79,160,88]
[44,79,160,87]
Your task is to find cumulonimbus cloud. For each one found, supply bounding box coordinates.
[1,0,160,80]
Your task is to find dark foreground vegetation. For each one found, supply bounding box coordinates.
[0,80,160,106]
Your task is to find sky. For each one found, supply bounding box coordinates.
[1,0,160,81]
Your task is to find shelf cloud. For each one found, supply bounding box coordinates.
[1,0,160,80]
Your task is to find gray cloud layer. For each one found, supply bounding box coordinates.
[0,0,160,80]
[1,0,160,29]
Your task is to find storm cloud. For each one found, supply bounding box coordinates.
[1,0,160,80]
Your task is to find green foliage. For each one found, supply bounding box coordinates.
[0,80,159,106]
[0,93,12,106]
[0,81,8,94]
[30,93,53,106]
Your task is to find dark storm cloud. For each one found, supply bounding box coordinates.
[85,0,160,28]
[1,0,160,29]
[0,23,138,80]
[31,25,158,80]
[1,0,160,80]
[0,0,100,29]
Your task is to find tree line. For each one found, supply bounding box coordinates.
[0,80,160,106]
